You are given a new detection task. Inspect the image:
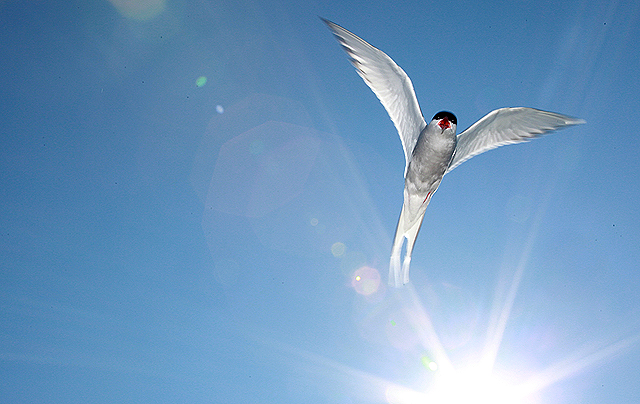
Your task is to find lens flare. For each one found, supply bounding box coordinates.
[351,266,380,296]
[421,355,438,371]
[196,76,207,87]
[331,242,346,257]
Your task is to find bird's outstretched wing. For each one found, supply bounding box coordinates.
[322,18,426,175]
[446,107,585,173]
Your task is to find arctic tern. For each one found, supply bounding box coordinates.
[322,18,585,287]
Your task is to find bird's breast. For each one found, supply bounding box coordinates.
[406,130,456,192]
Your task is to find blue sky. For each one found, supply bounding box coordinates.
[1,0,639,403]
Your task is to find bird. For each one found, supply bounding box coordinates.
[322,18,585,287]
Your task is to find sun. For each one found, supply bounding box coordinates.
[251,243,639,404]
[424,365,532,404]
[385,360,535,404]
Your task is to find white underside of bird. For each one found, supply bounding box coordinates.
[322,18,585,287]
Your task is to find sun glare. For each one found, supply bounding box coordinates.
[385,363,533,404]
[425,365,531,404]
[249,198,639,404]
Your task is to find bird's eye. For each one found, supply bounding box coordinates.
[433,111,457,125]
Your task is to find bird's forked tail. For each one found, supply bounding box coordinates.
[389,204,423,287]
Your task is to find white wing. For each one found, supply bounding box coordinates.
[446,107,585,173]
[323,18,426,175]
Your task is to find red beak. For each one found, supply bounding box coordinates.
[438,117,450,130]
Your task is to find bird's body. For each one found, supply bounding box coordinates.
[322,18,585,287]
[391,112,457,285]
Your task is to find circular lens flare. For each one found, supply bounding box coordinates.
[331,242,346,257]
[351,266,380,296]
[421,355,438,371]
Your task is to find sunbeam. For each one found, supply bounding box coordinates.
[482,191,552,373]
[241,323,427,403]
[397,284,455,375]
[520,332,640,397]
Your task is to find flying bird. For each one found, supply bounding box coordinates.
[322,18,585,287]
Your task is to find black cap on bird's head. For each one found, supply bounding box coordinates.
[433,111,457,124]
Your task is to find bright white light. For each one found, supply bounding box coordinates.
[424,365,532,404]
[385,384,428,404]
[384,363,535,404]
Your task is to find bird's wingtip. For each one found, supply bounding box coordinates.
[319,16,334,27]
[562,113,586,126]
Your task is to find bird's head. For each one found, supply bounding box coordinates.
[432,111,457,135]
